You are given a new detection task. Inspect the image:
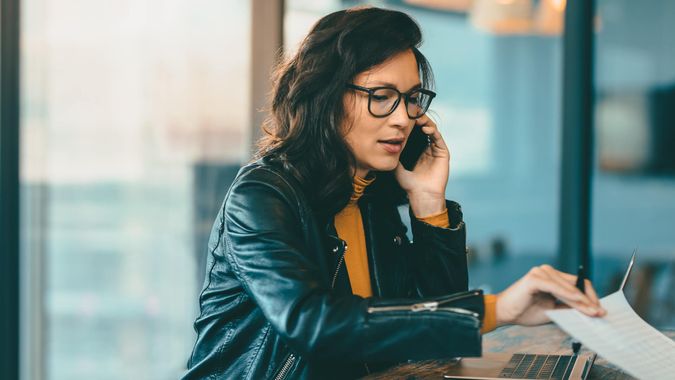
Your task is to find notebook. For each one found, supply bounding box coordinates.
[444,252,642,380]
[546,250,675,379]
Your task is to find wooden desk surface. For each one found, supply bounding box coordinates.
[364,324,675,379]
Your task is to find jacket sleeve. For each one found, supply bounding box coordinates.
[222,168,483,362]
[409,200,469,297]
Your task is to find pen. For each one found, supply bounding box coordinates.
[572,265,585,355]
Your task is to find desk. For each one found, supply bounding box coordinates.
[365,324,675,379]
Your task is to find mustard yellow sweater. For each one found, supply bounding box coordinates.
[334,176,497,333]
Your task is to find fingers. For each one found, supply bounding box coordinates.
[538,265,585,301]
[415,115,449,155]
[527,265,606,317]
[540,265,602,307]
[532,277,601,317]
[527,267,586,307]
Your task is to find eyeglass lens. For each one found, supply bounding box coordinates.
[369,88,432,118]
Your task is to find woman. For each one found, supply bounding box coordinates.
[184,7,605,380]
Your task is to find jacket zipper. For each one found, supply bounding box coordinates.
[274,353,296,380]
[366,290,481,318]
[367,304,478,318]
[329,238,371,375]
[274,239,346,380]
[330,240,347,289]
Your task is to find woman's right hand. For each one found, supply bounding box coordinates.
[495,264,606,327]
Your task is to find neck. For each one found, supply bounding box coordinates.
[353,166,370,179]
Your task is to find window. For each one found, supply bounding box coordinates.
[593,0,675,328]
[20,1,252,378]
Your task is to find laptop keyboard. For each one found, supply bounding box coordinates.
[498,353,578,379]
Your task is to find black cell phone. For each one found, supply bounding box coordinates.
[399,124,429,171]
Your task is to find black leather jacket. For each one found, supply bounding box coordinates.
[183,159,486,379]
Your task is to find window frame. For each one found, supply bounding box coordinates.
[1,0,22,378]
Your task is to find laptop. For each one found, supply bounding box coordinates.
[442,352,596,380]
[443,250,637,380]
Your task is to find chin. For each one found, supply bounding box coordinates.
[370,158,400,172]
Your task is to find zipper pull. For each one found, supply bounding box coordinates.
[411,301,438,312]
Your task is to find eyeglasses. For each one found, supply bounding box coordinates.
[346,84,436,119]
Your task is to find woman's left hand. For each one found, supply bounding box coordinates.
[395,115,450,217]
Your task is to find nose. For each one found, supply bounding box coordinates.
[388,98,411,128]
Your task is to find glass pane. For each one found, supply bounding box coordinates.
[285,0,565,294]
[284,0,343,56]
[593,0,675,328]
[20,1,252,379]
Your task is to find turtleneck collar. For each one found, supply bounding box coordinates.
[350,175,376,203]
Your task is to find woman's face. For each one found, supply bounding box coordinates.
[343,49,420,178]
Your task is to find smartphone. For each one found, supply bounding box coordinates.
[399,123,429,171]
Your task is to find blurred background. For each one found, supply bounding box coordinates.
[1,0,674,379]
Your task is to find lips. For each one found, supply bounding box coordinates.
[378,137,405,154]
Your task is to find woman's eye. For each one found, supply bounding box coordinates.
[408,96,420,105]
[372,95,390,102]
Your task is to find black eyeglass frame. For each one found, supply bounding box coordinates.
[346,83,436,119]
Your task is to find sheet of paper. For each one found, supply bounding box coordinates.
[545,291,675,380]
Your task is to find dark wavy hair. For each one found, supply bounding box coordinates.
[255,6,434,224]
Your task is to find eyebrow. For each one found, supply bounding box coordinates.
[368,81,422,92]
